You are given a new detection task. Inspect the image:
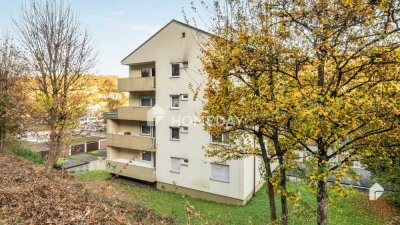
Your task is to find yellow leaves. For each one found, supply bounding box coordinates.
[338,189,347,198]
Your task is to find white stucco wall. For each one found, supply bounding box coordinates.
[121,21,264,201]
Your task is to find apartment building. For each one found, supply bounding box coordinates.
[105,20,263,205]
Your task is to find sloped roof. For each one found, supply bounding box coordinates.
[121,19,211,65]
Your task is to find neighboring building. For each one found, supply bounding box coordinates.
[105,20,264,205]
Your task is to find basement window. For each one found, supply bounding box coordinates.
[210,163,230,183]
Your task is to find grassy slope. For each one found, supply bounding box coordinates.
[76,171,384,225]
[5,145,43,164]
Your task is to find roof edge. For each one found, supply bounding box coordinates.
[121,19,211,65]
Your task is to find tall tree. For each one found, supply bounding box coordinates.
[0,37,26,151]
[199,1,300,224]
[276,1,400,224]
[14,0,96,169]
[200,0,400,224]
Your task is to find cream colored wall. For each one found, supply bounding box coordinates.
[121,21,264,201]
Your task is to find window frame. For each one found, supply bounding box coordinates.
[140,96,155,107]
[180,94,189,101]
[140,123,153,136]
[181,126,189,133]
[170,127,180,141]
[141,151,153,163]
[170,95,180,109]
[171,63,180,77]
[211,134,225,144]
[210,163,230,183]
[141,67,155,77]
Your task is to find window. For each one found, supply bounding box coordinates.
[181,94,189,101]
[171,64,180,77]
[182,158,189,166]
[171,157,181,173]
[170,95,180,109]
[170,157,188,173]
[181,62,189,68]
[141,96,155,107]
[141,123,152,136]
[181,126,189,133]
[170,127,180,140]
[211,134,224,143]
[141,67,155,77]
[142,151,152,162]
[210,163,230,182]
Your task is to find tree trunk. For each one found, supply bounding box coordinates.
[47,130,56,171]
[0,127,5,151]
[317,179,328,225]
[277,154,288,225]
[257,132,278,223]
[317,143,328,225]
[273,131,288,225]
[265,162,278,223]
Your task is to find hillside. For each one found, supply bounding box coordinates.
[0,152,174,224]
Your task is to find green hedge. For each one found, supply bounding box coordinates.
[5,146,43,164]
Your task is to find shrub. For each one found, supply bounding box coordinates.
[5,146,43,164]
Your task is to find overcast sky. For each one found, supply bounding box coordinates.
[0,0,205,77]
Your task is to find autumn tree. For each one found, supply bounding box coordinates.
[200,0,400,224]
[97,77,127,113]
[198,1,300,224]
[275,1,400,224]
[0,37,27,151]
[14,0,96,169]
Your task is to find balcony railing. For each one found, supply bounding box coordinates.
[107,133,155,151]
[118,77,155,92]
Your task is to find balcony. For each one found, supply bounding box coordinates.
[105,159,156,182]
[107,133,155,151]
[118,77,155,92]
[117,106,152,121]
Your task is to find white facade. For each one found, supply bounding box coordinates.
[106,20,263,205]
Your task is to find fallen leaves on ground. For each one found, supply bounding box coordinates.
[0,152,176,224]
